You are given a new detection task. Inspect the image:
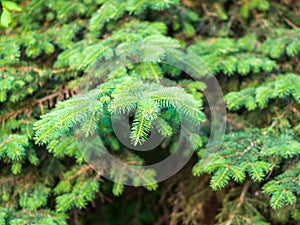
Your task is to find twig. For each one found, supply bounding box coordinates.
[0,66,72,74]
[0,87,74,121]
[202,3,217,17]
[284,18,298,29]
[226,180,251,225]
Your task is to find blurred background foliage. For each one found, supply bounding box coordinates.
[0,0,299,224]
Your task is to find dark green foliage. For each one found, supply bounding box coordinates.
[0,0,299,224]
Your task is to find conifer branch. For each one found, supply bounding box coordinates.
[0,86,76,121]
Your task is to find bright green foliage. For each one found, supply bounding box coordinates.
[261,28,300,58]
[34,77,204,145]
[0,1,21,27]
[239,0,270,19]
[0,0,299,224]
[189,36,277,76]
[88,0,179,38]
[263,162,299,209]
[193,129,300,209]
[225,73,300,110]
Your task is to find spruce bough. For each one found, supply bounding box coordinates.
[0,0,299,224]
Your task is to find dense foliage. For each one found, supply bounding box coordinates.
[0,0,299,224]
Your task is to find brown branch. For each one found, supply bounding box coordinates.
[269,103,298,129]
[202,3,217,17]
[227,116,245,129]
[225,181,251,225]
[289,105,300,118]
[66,164,93,181]
[0,66,72,74]
[0,87,75,121]
[284,18,298,29]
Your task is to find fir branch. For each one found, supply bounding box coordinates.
[0,86,75,121]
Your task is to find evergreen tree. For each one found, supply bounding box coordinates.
[0,0,299,224]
